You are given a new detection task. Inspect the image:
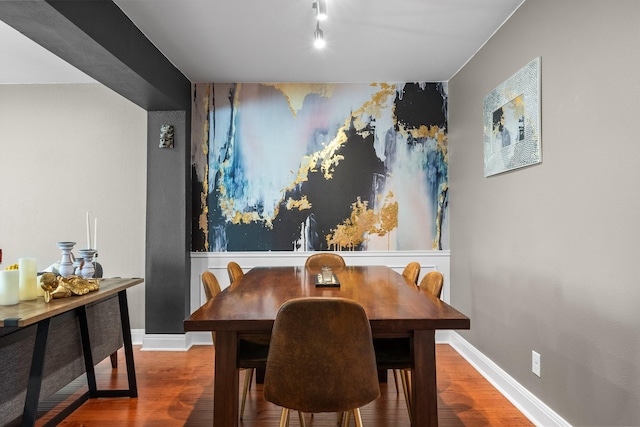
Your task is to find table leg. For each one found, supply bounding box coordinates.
[214,330,239,427]
[78,292,137,399]
[412,329,437,427]
[22,318,51,426]
[71,292,137,402]
[78,305,98,397]
[118,290,138,397]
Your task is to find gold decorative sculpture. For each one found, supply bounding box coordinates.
[41,273,100,302]
[40,272,59,303]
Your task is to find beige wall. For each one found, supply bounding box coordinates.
[449,0,640,425]
[0,83,147,328]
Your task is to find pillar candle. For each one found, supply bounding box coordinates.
[37,274,45,296]
[18,257,38,301]
[0,270,20,305]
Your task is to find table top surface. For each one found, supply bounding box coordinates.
[184,266,469,333]
[0,277,144,327]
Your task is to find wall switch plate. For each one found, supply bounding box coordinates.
[532,350,541,377]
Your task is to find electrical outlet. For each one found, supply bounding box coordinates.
[532,350,541,377]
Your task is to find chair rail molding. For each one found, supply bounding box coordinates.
[190,250,451,311]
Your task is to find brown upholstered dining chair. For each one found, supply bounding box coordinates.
[227,261,244,285]
[201,271,267,420]
[264,297,380,427]
[419,270,444,299]
[401,261,421,286]
[304,253,346,272]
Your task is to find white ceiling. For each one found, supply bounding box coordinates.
[0,20,95,84]
[0,0,524,84]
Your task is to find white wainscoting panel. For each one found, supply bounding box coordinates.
[189,251,450,315]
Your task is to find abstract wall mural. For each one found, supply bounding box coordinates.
[191,82,448,252]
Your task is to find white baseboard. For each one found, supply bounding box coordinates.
[139,332,193,351]
[435,330,449,343]
[189,331,214,346]
[448,332,571,427]
[131,329,145,345]
[137,331,211,351]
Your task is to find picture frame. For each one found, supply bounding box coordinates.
[483,57,541,177]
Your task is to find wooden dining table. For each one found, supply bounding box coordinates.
[184,265,470,427]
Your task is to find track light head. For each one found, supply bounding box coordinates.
[314,21,325,48]
[312,0,327,21]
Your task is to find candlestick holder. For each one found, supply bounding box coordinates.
[77,249,97,279]
[73,257,84,276]
[57,241,76,277]
[93,252,104,278]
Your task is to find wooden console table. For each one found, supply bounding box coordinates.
[0,277,143,426]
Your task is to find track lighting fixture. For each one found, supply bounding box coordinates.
[311,0,327,49]
[314,21,325,49]
[312,0,327,21]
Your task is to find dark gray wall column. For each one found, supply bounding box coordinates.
[146,111,191,334]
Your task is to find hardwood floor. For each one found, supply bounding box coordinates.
[37,344,533,426]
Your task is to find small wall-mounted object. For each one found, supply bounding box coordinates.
[159,124,174,148]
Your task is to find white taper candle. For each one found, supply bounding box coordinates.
[86,211,92,249]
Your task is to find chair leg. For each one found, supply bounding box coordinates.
[109,351,118,369]
[279,407,289,427]
[298,411,306,427]
[353,409,364,427]
[401,369,412,425]
[340,411,350,427]
[248,367,254,390]
[240,368,254,419]
[392,368,400,393]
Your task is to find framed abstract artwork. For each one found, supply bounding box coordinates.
[191,82,450,252]
[483,57,541,177]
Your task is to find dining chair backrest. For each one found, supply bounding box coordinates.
[227,261,244,285]
[202,271,221,301]
[201,271,222,344]
[264,297,380,414]
[401,262,421,286]
[419,271,444,299]
[304,253,346,272]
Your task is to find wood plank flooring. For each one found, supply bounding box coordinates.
[36,344,533,426]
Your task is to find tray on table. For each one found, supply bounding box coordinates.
[314,274,340,288]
